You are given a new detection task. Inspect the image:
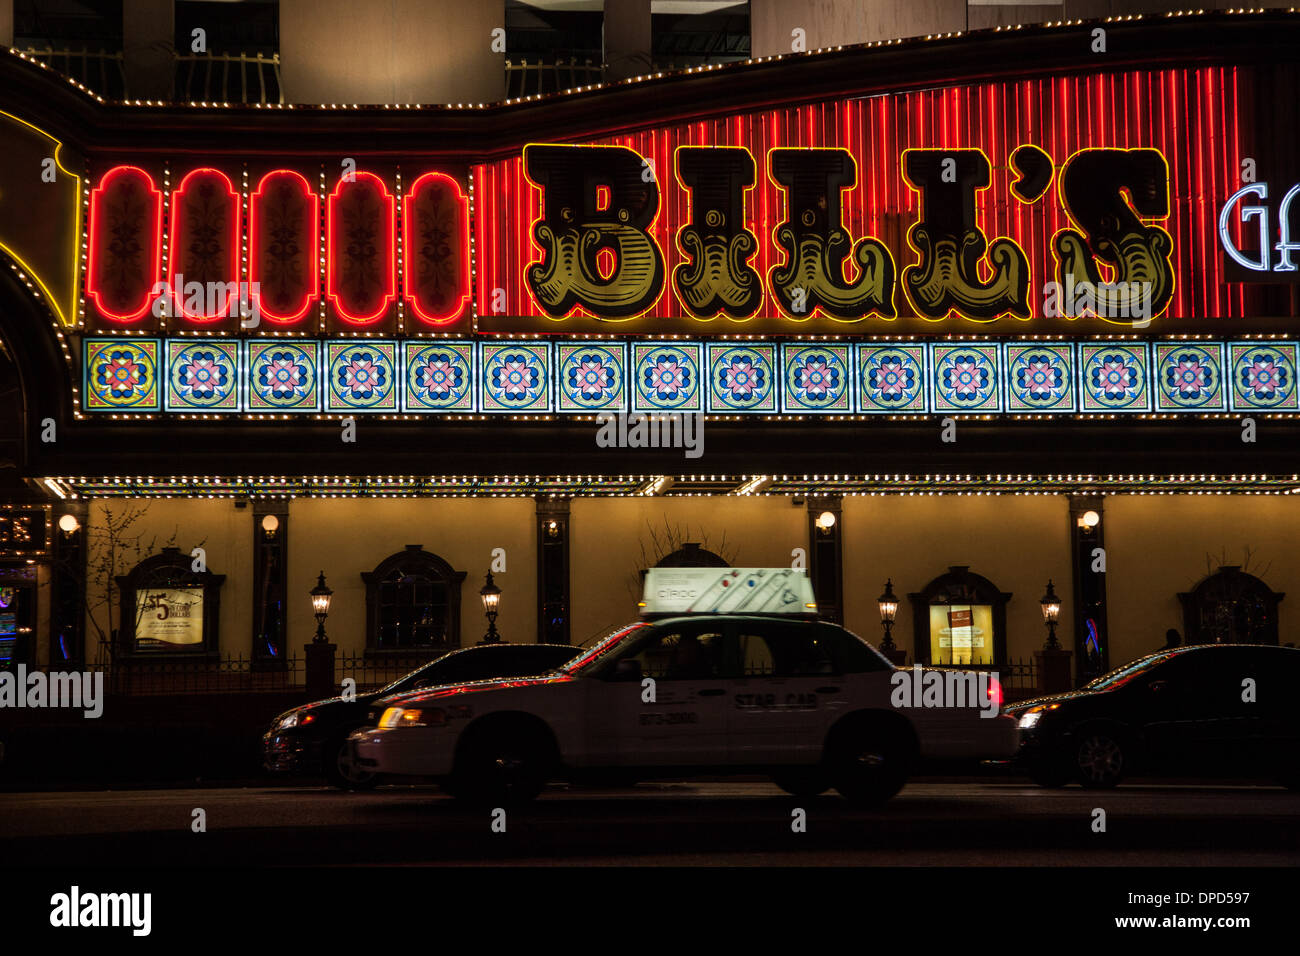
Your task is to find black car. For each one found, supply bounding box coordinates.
[263,642,580,789]
[1004,644,1300,789]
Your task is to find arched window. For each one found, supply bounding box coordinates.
[1179,566,1283,645]
[908,565,1011,667]
[362,545,466,652]
[655,542,730,568]
[116,547,225,658]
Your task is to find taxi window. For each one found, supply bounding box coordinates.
[818,623,894,673]
[736,622,838,678]
[622,627,725,681]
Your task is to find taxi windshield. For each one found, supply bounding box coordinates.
[1083,649,1183,690]
[560,622,649,675]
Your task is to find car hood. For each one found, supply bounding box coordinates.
[1002,686,1105,715]
[374,673,575,709]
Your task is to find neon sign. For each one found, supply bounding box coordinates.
[1219,182,1300,276]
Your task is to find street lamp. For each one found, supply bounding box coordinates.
[1040,579,1062,650]
[480,571,502,644]
[310,571,333,644]
[877,579,899,653]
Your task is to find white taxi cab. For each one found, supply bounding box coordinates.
[350,568,1018,805]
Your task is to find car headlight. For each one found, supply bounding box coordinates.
[379,707,446,729]
[276,711,299,730]
[1017,709,1043,729]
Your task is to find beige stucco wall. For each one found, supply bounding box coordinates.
[83,498,252,662]
[569,496,809,645]
[750,0,966,57]
[1102,495,1298,665]
[841,494,1074,665]
[286,498,535,655]
[280,0,505,106]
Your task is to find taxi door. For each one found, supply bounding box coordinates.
[724,619,842,766]
[585,623,731,767]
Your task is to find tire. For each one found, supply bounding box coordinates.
[1073,729,1126,789]
[827,718,913,806]
[771,770,829,798]
[448,722,555,806]
[323,733,380,791]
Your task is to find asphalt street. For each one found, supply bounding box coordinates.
[3,780,1297,866]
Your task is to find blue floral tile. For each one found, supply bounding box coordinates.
[781,344,851,413]
[325,341,398,412]
[858,344,925,413]
[632,342,703,413]
[933,344,1001,413]
[84,338,162,412]
[404,341,474,412]
[1080,343,1150,412]
[706,344,776,413]
[482,342,551,412]
[1006,343,1074,413]
[1228,342,1299,411]
[165,340,240,412]
[1155,343,1225,411]
[557,342,626,412]
[247,340,320,412]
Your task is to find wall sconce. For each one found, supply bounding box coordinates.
[1076,510,1100,530]
[58,514,80,537]
[815,511,836,533]
[545,519,559,539]
[261,514,280,539]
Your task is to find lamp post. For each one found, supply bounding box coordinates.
[1040,579,1062,650]
[480,571,502,644]
[310,571,333,644]
[877,579,899,653]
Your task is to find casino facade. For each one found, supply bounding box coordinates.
[1,6,1298,698]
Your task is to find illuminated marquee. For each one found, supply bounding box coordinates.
[477,68,1242,334]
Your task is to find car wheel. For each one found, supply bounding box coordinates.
[449,724,554,806]
[324,733,380,790]
[1073,730,1126,789]
[771,770,829,797]
[828,721,913,806]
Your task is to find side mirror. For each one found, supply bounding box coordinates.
[609,659,642,682]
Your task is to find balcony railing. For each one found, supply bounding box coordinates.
[18,47,282,104]
[505,56,604,98]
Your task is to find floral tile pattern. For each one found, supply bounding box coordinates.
[84,338,161,411]
[247,340,320,411]
[933,344,1001,413]
[482,342,551,412]
[165,340,240,412]
[1228,342,1298,411]
[1080,343,1150,412]
[707,344,776,412]
[1155,343,1225,411]
[325,341,398,412]
[858,344,926,413]
[557,342,627,412]
[1006,343,1075,412]
[404,341,474,412]
[782,344,851,413]
[632,342,703,413]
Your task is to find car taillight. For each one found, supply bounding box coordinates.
[987,677,1003,709]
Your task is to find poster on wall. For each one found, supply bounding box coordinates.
[134,588,204,649]
[929,604,993,665]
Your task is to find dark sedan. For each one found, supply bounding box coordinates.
[263,642,580,788]
[1004,643,1300,789]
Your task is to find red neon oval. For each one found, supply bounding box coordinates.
[402,172,470,326]
[168,167,241,323]
[249,170,319,324]
[86,166,163,323]
[327,171,397,325]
